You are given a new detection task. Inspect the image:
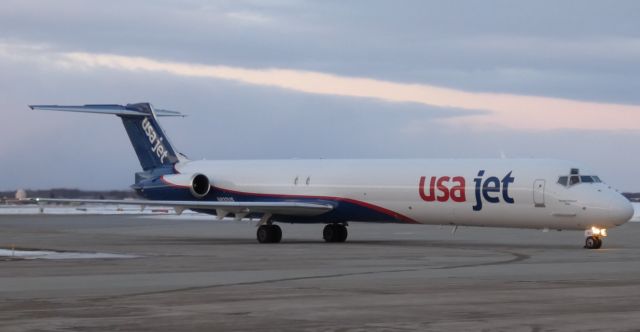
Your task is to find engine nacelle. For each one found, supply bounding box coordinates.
[161,173,211,199]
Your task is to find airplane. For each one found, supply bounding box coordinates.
[28,103,634,249]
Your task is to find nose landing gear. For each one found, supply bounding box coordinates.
[584,236,602,249]
[584,227,606,249]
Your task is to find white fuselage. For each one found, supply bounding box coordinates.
[173,158,633,230]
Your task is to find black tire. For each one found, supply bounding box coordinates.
[335,224,348,242]
[257,225,283,244]
[584,236,598,249]
[271,225,282,243]
[323,224,348,243]
[257,225,271,243]
[323,224,336,242]
[594,237,603,249]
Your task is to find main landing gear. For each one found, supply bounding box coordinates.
[257,224,282,243]
[256,222,349,244]
[584,227,607,249]
[323,223,348,243]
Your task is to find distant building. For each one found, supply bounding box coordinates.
[15,189,27,200]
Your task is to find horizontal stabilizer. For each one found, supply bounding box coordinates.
[29,102,184,170]
[29,104,184,117]
[31,198,334,217]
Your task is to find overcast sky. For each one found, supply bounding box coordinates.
[2,0,640,191]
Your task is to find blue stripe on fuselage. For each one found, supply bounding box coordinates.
[138,185,412,224]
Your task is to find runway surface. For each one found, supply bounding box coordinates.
[1,214,639,331]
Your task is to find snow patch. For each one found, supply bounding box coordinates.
[0,249,137,260]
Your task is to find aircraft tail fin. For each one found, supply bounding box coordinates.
[29,103,185,171]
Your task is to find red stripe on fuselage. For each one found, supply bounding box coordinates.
[211,185,420,224]
[168,168,420,224]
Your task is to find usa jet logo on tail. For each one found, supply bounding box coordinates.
[419,170,515,211]
[142,117,169,163]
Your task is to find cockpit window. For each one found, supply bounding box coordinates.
[558,171,603,187]
[570,175,580,185]
[557,176,568,186]
[580,176,594,183]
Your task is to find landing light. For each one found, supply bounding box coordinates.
[591,227,608,237]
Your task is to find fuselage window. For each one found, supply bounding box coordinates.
[570,175,580,185]
[570,168,580,175]
[557,176,568,186]
[580,176,594,183]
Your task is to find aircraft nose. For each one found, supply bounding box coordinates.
[609,194,634,225]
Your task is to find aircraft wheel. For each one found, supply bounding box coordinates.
[584,236,600,249]
[271,225,282,243]
[322,224,336,242]
[336,224,348,242]
[323,224,348,243]
[257,225,271,243]
[594,237,603,249]
[257,225,282,243]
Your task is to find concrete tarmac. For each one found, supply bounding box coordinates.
[1,214,640,331]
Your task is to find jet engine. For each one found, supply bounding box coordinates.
[161,173,211,198]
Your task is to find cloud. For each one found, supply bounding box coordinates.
[1,39,639,131]
[1,2,640,191]
[1,2,639,105]
[3,40,640,191]
[51,50,640,131]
